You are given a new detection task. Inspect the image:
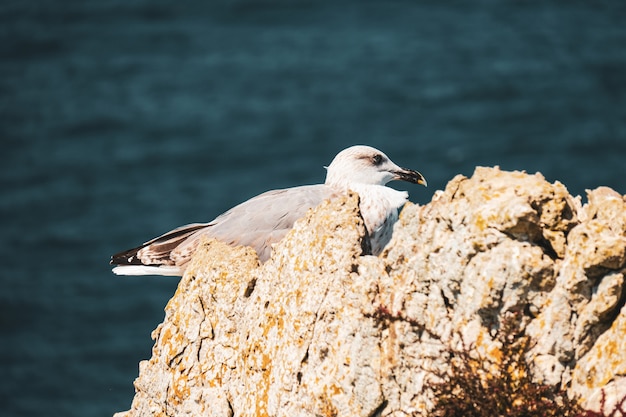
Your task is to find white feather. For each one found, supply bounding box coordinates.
[112,265,182,276]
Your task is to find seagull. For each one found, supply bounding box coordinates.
[110,145,426,276]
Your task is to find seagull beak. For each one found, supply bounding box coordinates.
[393,168,427,187]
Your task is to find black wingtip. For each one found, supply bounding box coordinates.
[110,223,209,267]
[110,246,144,266]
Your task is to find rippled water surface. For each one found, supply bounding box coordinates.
[1,1,625,415]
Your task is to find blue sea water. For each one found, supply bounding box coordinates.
[1,1,625,415]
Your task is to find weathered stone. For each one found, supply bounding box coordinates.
[116,167,626,417]
[583,377,626,416]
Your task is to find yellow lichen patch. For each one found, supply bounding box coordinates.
[207,374,221,388]
[317,392,339,417]
[328,383,343,396]
[159,326,187,362]
[475,214,487,231]
[488,344,503,365]
[569,308,626,399]
[590,318,626,385]
[252,352,272,417]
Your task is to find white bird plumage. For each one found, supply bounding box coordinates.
[111,145,426,276]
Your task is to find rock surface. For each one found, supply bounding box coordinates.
[115,167,626,417]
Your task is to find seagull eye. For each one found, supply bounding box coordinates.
[371,154,383,165]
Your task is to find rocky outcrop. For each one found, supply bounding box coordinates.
[115,167,626,417]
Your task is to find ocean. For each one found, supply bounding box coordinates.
[1,1,625,415]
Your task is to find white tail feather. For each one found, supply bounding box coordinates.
[112,265,182,277]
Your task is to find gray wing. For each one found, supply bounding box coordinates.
[172,184,338,263]
[111,184,338,267]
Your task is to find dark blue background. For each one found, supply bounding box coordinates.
[2,1,625,415]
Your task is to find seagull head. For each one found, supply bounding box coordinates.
[324,145,427,188]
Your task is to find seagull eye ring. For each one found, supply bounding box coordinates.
[372,154,383,165]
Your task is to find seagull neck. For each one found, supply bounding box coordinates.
[326,179,364,192]
[328,182,409,209]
